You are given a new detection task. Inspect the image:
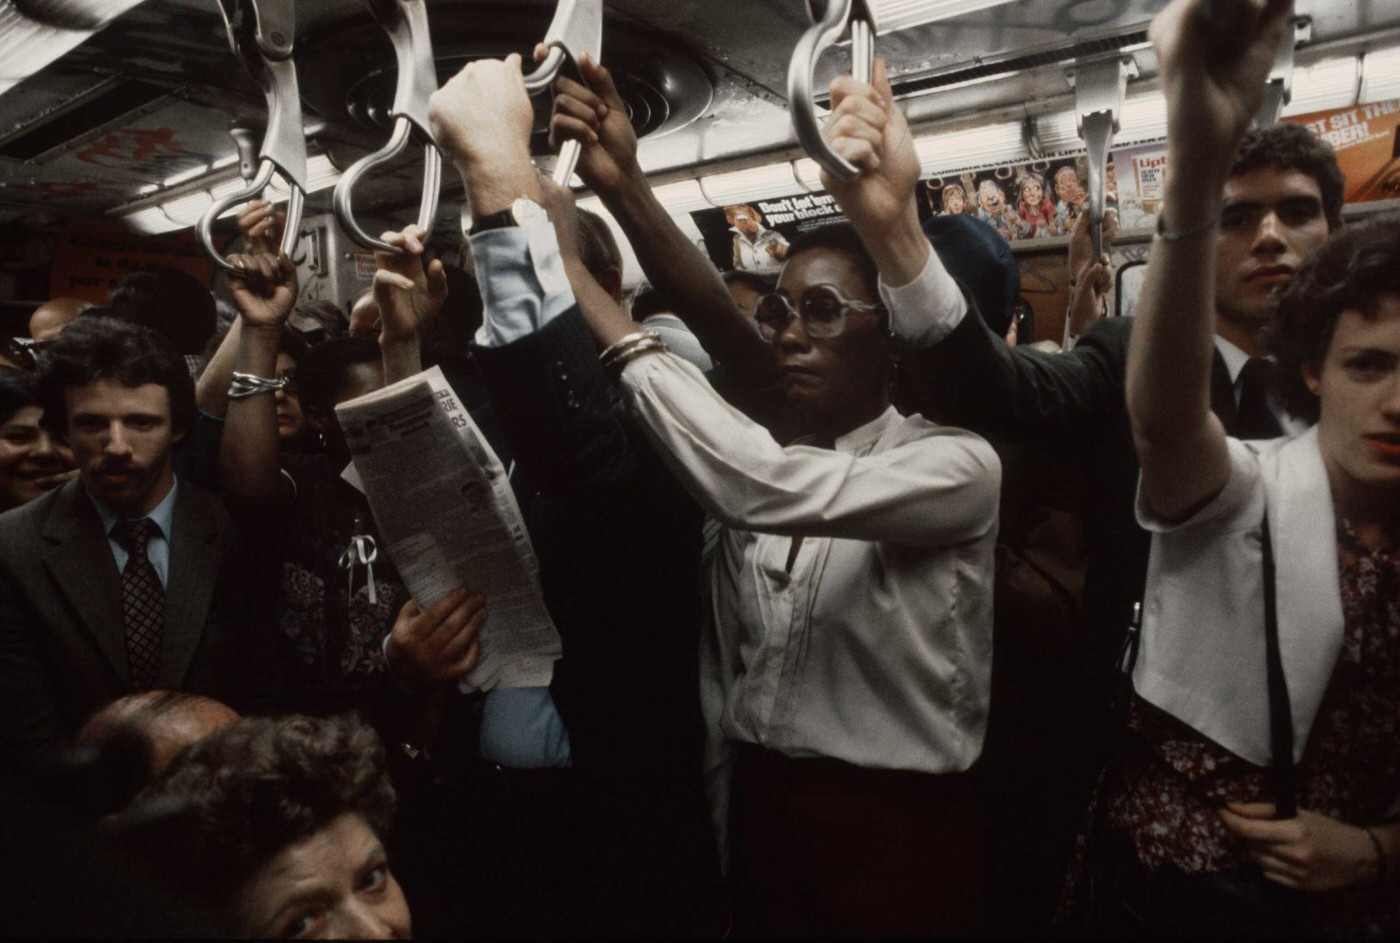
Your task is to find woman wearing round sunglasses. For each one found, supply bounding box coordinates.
[560,212,1000,936]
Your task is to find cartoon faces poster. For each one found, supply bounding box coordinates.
[917,157,1096,243]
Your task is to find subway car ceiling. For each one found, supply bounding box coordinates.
[1,0,1399,262]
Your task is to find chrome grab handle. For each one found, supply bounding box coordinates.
[521,0,604,187]
[787,0,875,184]
[199,0,307,274]
[1071,58,1132,261]
[333,0,443,253]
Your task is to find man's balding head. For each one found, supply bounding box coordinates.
[29,297,92,344]
[77,691,240,776]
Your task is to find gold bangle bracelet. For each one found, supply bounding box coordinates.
[599,330,662,370]
[605,338,669,380]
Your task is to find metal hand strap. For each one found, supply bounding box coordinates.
[198,0,308,274]
[787,0,875,183]
[521,0,604,187]
[1255,11,1300,128]
[1072,58,1133,260]
[333,0,443,253]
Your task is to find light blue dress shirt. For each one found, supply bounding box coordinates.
[88,478,179,587]
[466,217,574,770]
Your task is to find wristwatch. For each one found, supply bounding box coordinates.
[468,196,545,236]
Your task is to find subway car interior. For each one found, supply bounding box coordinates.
[2,0,1400,938]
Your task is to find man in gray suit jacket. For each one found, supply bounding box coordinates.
[0,316,285,765]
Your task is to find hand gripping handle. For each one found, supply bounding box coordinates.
[787,0,874,184]
[333,0,443,253]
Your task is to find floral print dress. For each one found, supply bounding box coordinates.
[276,453,406,727]
[1088,520,1400,937]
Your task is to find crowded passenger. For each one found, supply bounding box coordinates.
[440,52,1000,937]
[75,689,240,779]
[400,67,729,933]
[0,316,286,765]
[0,369,75,511]
[5,0,1400,937]
[1085,0,1400,934]
[28,296,91,347]
[132,712,411,939]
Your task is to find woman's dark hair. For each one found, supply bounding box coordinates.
[1231,123,1346,229]
[0,369,40,426]
[784,222,881,300]
[133,713,394,904]
[33,316,197,436]
[297,335,382,416]
[1273,214,1400,423]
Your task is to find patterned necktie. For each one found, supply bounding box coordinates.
[111,518,164,689]
[1236,358,1283,440]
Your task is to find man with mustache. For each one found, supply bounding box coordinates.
[0,316,286,765]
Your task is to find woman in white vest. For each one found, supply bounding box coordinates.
[1109,1,1400,936]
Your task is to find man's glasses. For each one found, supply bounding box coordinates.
[754,284,886,342]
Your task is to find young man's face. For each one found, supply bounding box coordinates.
[66,378,181,517]
[1213,166,1331,331]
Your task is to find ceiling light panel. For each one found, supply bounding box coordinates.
[1282,56,1360,116]
[913,120,1026,175]
[866,0,1024,34]
[1361,46,1400,104]
[700,163,803,204]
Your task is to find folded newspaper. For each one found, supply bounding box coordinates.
[335,366,561,692]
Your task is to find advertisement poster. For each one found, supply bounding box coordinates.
[48,218,214,304]
[916,157,1092,242]
[1112,142,1168,232]
[692,157,1101,273]
[691,192,845,274]
[1286,98,1400,203]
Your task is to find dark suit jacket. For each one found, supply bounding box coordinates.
[472,309,723,934]
[899,313,1258,672]
[0,478,286,764]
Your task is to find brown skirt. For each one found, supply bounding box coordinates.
[728,742,986,938]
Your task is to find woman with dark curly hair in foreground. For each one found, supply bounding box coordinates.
[135,713,410,939]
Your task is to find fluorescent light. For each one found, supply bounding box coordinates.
[0,0,147,97]
[159,190,215,227]
[866,0,1023,34]
[913,120,1026,175]
[651,179,712,215]
[700,163,803,205]
[1361,46,1400,104]
[117,153,342,235]
[122,206,179,236]
[1034,111,1084,156]
[1116,91,1167,144]
[792,157,825,191]
[1282,56,1360,117]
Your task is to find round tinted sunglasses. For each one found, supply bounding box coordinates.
[753,284,886,342]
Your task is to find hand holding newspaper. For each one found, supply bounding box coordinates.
[335,366,560,692]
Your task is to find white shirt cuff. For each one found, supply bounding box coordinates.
[877,246,969,348]
[469,217,576,348]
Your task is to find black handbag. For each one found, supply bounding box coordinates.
[1084,510,1304,939]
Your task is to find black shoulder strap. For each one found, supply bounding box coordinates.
[1260,513,1298,818]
